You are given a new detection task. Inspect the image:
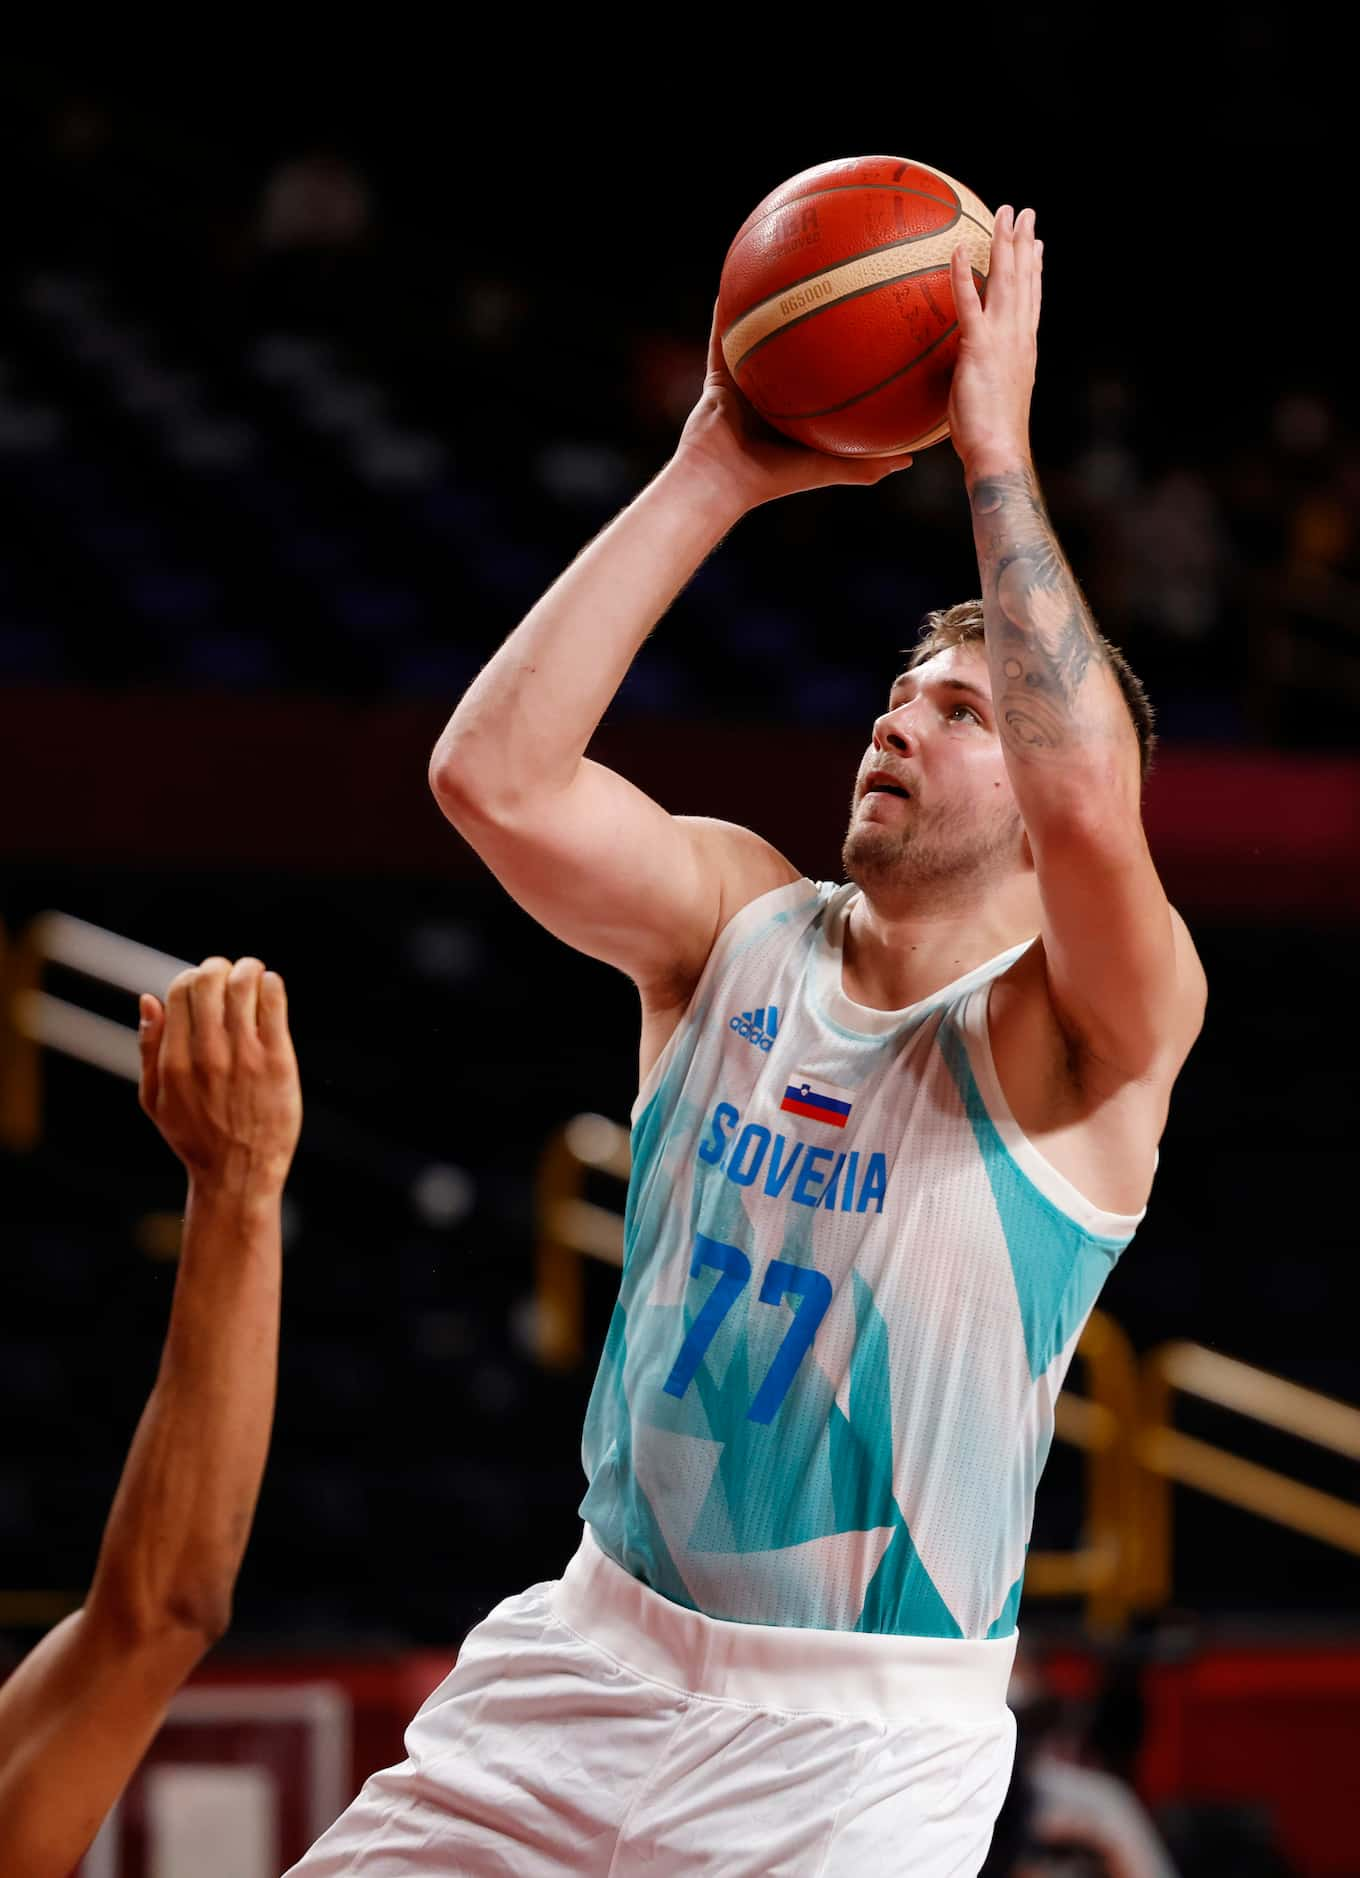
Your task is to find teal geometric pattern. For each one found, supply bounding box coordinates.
[579,885,1142,1639]
[579,1299,697,1611]
[937,1017,1131,1379]
[987,1565,1025,1640]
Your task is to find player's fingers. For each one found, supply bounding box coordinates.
[808,447,913,490]
[163,969,195,1081]
[257,968,291,1052]
[1014,207,1038,324]
[1014,207,1036,270]
[950,243,983,330]
[858,452,913,483]
[137,993,164,1115]
[706,298,729,381]
[188,957,231,1057]
[224,956,265,1047]
[985,204,1015,311]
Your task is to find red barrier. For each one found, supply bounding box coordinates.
[3,684,1359,917]
[1043,1640,1360,1877]
[70,1651,453,1875]
[188,1648,453,1801]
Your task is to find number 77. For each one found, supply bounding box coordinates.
[662,1235,832,1424]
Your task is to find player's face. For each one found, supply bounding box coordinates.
[841,643,1025,891]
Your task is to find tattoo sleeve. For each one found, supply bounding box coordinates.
[969,464,1119,767]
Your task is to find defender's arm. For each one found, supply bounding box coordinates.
[0,963,299,1876]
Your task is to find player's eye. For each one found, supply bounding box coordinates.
[948,703,981,724]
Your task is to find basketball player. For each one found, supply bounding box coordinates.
[290,208,1204,1875]
[0,957,302,1876]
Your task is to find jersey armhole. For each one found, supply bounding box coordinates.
[630,877,829,1124]
[959,979,1147,1241]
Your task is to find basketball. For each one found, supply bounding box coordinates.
[717,156,994,457]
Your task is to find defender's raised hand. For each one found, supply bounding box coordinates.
[139,956,301,1191]
[947,205,1043,478]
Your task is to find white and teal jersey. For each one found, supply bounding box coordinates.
[579,879,1144,1640]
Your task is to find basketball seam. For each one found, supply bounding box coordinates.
[728,181,961,252]
[722,211,965,345]
[760,318,961,427]
[857,412,953,455]
[732,255,983,378]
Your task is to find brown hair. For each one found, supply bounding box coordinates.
[905,599,1157,780]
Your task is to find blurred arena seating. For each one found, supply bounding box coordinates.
[0,58,1357,749]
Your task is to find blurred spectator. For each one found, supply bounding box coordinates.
[982,1648,1181,1877]
[1108,466,1234,737]
[981,1639,1306,1878]
[1025,1757,1180,1877]
[250,149,376,333]
[259,150,373,256]
[1114,469,1227,651]
[630,331,706,437]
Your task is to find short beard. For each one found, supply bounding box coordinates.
[841,798,1023,898]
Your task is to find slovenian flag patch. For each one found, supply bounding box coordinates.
[780,1072,855,1128]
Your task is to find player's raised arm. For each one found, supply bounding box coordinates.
[429,305,913,1004]
[0,959,301,1878]
[947,209,1205,1078]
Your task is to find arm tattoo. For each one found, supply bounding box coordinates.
[969,465,1111,763]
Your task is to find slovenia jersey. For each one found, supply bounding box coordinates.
[579,878,1145,1640]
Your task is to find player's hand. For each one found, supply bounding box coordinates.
[671,300,913,513]
[138,958,302,1191]
[946,205,1042,477]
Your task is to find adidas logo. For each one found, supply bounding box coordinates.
[729,1005,779,1052]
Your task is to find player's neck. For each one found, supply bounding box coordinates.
[841,882,1036,1013]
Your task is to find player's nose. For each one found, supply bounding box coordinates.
[872,704,915,756]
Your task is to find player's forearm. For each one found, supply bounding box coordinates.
[87,1172,282,1645]
[431,457,742,812]
[966,452,1138,823]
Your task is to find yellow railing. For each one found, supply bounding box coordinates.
[534,1112,629,1369]
[533,1112,1360,1633]
[0,911,189,1151]
[0,1591,82,1628]
[1134,1341,1360,1608]
[1026,1311,1143,1631]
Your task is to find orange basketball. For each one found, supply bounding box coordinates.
[718,155,994,457]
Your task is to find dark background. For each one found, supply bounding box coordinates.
[2,18,1358,1662]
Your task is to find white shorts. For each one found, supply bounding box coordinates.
[286,1527,1018,1877]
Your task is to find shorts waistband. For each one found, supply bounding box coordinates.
[549,1527,1017,1723]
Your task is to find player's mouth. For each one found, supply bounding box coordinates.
[863,770,912,802]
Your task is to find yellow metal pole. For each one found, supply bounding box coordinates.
[534,1126,587,1371]
[1140,1427,1360,1555]
[0,919,43,1151]
[1136,1345,1176,1610]
[0,1590,81,1628]
[1077,1309,1142,1632]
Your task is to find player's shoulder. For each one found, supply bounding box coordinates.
[672,816,804,927]
[637,820,806,1017]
